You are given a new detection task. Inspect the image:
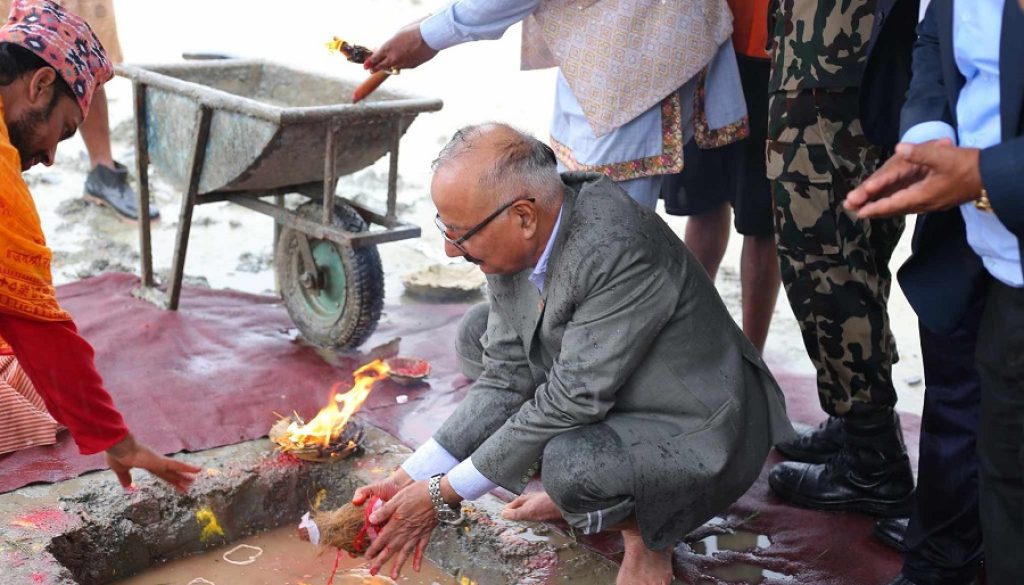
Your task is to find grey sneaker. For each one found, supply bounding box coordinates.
[84,161,159,221]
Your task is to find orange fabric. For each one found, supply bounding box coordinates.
[727,0,771,59]
[0,97,72,353]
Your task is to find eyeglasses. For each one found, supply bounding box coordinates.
[434,197,536,255]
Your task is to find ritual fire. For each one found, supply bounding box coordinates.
[325,35,395,103]
[270,360,391,462]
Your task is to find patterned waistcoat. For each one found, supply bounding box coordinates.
[521,0,734,136]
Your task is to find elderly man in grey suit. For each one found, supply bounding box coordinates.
[351,123,794,584]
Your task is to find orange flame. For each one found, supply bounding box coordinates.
[285,360,390,448]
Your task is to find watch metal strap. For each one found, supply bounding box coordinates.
[428,474,463,524]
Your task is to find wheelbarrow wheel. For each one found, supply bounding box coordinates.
[276,200,384,348]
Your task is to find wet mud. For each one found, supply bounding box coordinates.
[1,428,620,585]
[114,524,453,585]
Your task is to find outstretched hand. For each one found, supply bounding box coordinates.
[844,139,984,218]
[362,479,438,580]
[365,20,438,73]
[105,434,200,493]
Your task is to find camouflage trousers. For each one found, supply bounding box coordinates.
[766,88,904,417]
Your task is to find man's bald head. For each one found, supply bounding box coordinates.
[430,123,566,274]
[432,123,563,210]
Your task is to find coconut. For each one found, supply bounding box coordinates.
[314,503,369,554]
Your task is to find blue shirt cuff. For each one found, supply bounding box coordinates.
[400,438,459,480]
[419,10,460,51]
[901,121,958,146]
[447,457,499,501]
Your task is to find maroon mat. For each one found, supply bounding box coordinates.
[0,273,922,584]
[0,273,472,493]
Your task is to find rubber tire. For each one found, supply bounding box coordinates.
[275,200,384,348]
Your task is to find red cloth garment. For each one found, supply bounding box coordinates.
[727,0,771,59]
[0,313,128,454]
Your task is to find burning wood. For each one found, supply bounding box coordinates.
[270,360,390,462]
[325,36,395,103]
[325,37,373,64]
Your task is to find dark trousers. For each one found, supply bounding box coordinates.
[903,294,985,585]
[976,280,1024,585]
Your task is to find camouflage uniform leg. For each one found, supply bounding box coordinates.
[766,88,904,417]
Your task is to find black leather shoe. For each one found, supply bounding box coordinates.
[775,416,844,463]
[84,161,159,221]
[769,409,915,517]
[874,517,909,551]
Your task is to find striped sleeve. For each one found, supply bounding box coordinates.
[0,355,62,454]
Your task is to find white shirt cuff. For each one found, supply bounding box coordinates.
[400,438,459,480]
[447,457,499,501]
[901,121,958,146]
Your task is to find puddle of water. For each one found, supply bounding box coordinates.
[691,530,770,556]
[699,563,791,584]
[690,530,790,584]
[114,525,455,585]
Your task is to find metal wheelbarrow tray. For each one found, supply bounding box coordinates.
[117,59,442,348]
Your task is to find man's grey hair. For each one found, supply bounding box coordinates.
[431,123,563,209]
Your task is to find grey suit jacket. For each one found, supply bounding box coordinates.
[434,173,794,548]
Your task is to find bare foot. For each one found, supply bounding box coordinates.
[501,491,563,522]
[617,529,673,585]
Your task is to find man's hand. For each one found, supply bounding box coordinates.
[352,467,414,505]
[365,20,438,73]
[105,434,200,493]
[364,479,439,579]
[845,139,984,219]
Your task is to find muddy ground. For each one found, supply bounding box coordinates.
[31,0,925,414]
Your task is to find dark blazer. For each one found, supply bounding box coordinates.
[860,0,922,147]
[897,0,1024,335]
[433,173,794,549]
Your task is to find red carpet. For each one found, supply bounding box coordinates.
[0,273,471,493]
[0,272,921,584]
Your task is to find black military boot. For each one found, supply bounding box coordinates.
[84,161,160,221]
[774,416,844,463]
[768,409,914,517]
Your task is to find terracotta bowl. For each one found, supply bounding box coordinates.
[385,357,431,386]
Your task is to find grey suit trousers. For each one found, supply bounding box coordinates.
[457,304,638,536]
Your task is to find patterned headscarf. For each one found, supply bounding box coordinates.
[0,0,113,117]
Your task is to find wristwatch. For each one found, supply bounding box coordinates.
[974,188,993,213]
[428,474,463,525]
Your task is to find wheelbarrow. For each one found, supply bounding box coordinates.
[116,59,443,348]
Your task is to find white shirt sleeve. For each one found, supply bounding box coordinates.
[400,439,499,500]
[447,457,500,501]
[901,121,958,145]
[400,438,459,480]
[419,0,541,51]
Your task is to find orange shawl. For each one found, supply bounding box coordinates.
[0,97,71,353]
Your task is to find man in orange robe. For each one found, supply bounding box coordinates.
[0,0,197,491]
